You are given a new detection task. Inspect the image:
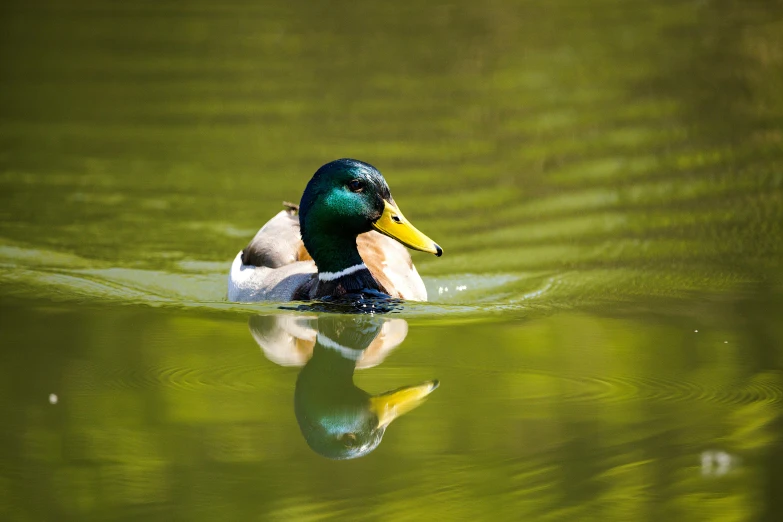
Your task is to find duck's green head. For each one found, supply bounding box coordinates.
[299,159,442,272]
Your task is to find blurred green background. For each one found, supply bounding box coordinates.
[1,0,782,520]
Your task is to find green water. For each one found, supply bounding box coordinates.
[1,0,783,520]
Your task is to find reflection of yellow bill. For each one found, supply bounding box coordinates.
[372,200,443,256]
[370,380,440,428]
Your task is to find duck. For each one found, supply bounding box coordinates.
[228,158,442,302]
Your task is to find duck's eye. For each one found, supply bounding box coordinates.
[348,180,365,193]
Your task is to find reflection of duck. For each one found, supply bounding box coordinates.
[249,314,438,459]
[249,314,408,369]
[229,159,442,302]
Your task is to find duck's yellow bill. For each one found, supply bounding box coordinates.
[370,380,439,428]
[372,200,442,256]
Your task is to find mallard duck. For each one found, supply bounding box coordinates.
[228,159,442,302]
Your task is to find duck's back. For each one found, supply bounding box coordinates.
[228,209,316,302]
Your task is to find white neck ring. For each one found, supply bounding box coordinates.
[318,263,368,282]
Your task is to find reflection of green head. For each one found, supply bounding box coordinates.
[294,315,438,460]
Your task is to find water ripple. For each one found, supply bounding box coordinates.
[66,361,267,393]
[501,370,782,406]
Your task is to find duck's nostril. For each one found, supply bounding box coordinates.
[391,215,402,223]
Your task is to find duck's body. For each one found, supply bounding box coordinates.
[227,159,441,303]
[228,209,427,301]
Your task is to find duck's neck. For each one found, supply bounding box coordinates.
[303,233,385,296]
[306,233,364,274]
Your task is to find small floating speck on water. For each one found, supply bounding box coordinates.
[701,450,737,477]
[724,341,728,344]
[694,330,699,333]
[48,394,58,405]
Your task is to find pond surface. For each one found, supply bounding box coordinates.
[1,0,782,520]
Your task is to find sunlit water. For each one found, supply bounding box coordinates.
[1,0,782,520]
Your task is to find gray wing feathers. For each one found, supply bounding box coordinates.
[228,210,316,302]
[241,210,302,268]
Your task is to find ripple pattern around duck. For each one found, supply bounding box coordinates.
[65,360,269,393]
[499,369,782,406]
